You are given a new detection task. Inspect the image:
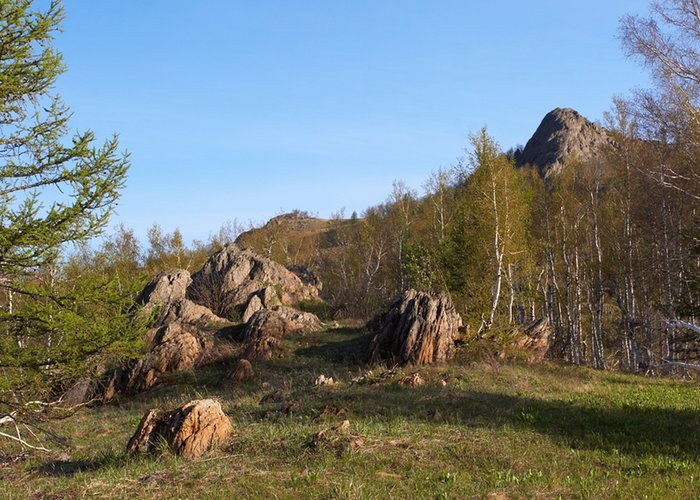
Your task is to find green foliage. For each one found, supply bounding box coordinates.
[0,0,135,400]
[401,240,440,291]
[297,298,333,321]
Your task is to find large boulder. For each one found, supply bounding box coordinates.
[188,244,320,319]
[369,289,463,366]
[127,399,232,459]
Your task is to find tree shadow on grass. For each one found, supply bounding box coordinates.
[294,326,373,367]
[38,451,128,477]
[322,384,700,459]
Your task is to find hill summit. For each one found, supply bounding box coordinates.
[516,107,612,176]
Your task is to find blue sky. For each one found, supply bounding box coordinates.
[53,1,651,242]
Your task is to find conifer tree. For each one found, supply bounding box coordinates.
[0,1,134,403]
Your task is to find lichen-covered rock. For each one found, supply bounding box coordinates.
[368,289,462,366]
[127,399,232,459]
[226,359,254,382]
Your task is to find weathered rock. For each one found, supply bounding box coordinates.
[242,308,321,341]
[104,323,206,398]
[123,359,158,395]
[150,323,204,373]
[369,289,463,366]
[60,379,95,406]
[243,334,278,360]
[226,359,254,382]
[135,268,225,328]
[126,409,160,455]
[136,270,192,314]
[127,399,232,459]
[242,295,263,323]
[516,107,613,177]
[188,243,320,319]
[238,305,321,360]
[512,318,553,363]
[108,271,227,398]
[260,286,281,309]
[158,299,226,327]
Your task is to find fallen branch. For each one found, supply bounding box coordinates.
[661,359,700,371]
[0,430,51,452]
[664,319,700,336]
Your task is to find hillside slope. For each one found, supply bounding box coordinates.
[2,323,699,498]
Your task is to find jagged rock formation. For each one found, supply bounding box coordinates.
[516,107,613,176]
[188,243,320,319]
[136,270,225,326]
[103,245,323,398]
[126,399,232,459]
[368,289,463,366]
[105,270,227,397]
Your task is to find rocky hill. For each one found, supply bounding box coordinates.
[516,107,613,176]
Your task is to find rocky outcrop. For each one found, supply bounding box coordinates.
[242,307,321,341]
[136,270,191,313]
[242,295,264,323]
[105,246,323,398]
[369,289,463,366]
[516,108,613,177]
[127,399,232,459]
[240,307,320,360]
[188,244,320,319]
[137,269,225,326]
[512,318,553,363]
[105,270,226,398]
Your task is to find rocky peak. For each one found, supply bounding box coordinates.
[516,107,612,176]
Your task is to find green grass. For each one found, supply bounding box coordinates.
[2,325,699,498]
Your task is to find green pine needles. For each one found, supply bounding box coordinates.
[0,1,141,405]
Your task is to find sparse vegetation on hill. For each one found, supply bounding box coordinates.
[1,1,700,497]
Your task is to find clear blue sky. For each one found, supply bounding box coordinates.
[53,1,651,242]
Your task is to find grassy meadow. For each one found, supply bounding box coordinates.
[1,325,699,499]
